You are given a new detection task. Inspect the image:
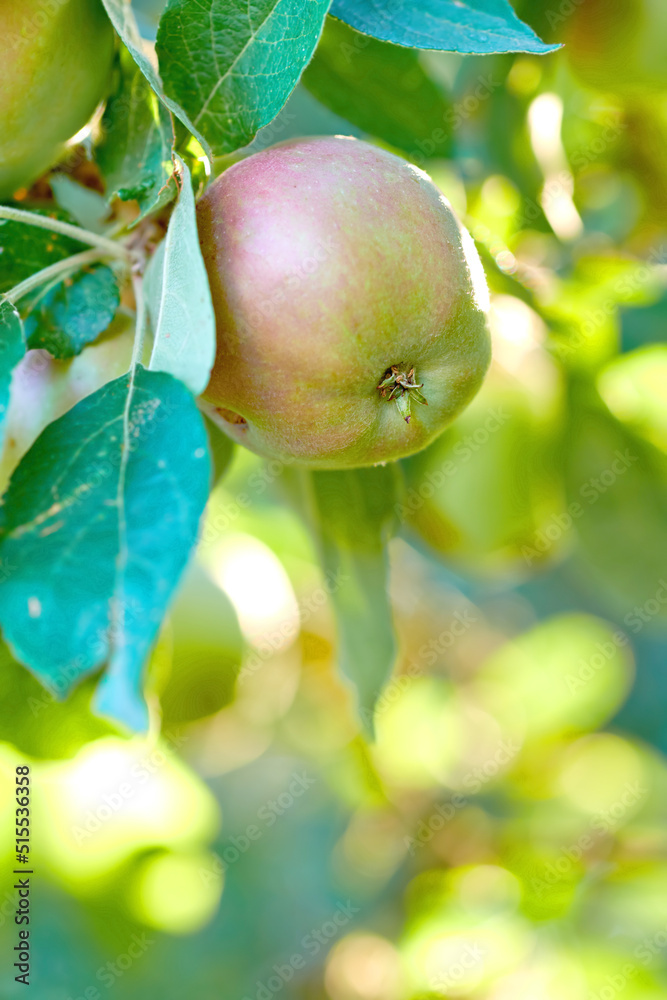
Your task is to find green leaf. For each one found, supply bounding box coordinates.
[22,264,120,359]
[155,0,331,156]
[329,0,559,54]
[0,299,26,452]
[96,46,177,223]
[0,209,82,295]
[146,157,216,396]
[294,465,400,735]
[303,18,452,156]
[0,365,211,731]
[100,0,212,160]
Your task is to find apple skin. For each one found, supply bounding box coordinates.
[0,0,115,200]
[198,136,491,470]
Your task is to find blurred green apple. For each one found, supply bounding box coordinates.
[0,0,115,199]
[159,562,243,726]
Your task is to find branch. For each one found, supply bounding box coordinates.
[5,249,110,305]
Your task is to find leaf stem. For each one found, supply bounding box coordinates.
[130,273,147,368]
[5,248,107,305]
[0,205,131,260]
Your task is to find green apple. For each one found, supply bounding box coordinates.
[197,136,491,470]
[0,0,115,199]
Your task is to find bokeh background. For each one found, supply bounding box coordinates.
[2,0,667,997]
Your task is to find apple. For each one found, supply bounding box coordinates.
[198,136,491,470]
[0,0,115,200]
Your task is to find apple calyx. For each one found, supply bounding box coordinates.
[378,365,429,423]
[215,406,247,426]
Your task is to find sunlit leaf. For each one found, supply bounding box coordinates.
[100,0,210,158]
[156,0,330,155]
[329,0,558,54]
[97,46,177,223]
[146,157,216,396]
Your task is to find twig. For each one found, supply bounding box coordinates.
[5,248,108,305]
[0,204,131,260]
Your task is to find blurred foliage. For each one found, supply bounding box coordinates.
[2,0,667,997]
